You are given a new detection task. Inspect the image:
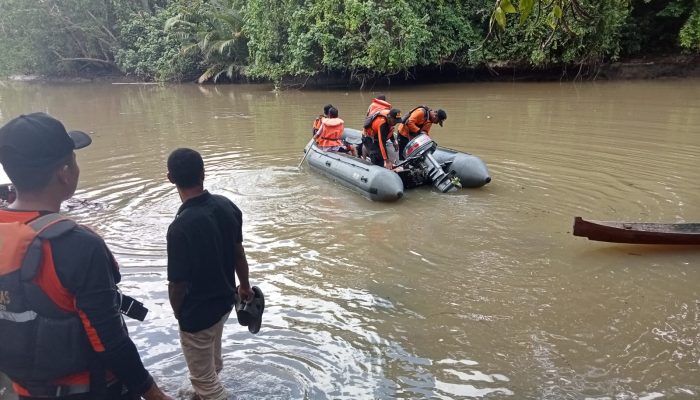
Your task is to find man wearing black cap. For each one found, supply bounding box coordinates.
[0,113,172,400]
[396,106,447,160]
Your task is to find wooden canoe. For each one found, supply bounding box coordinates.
[573,217,700,245]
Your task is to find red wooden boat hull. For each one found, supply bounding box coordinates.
[573,217,700,245]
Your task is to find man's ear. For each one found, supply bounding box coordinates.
[167,172,175,184]
[55,164,70,185]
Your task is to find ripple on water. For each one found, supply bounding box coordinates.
[120,268,516,400]
[7,80,699,400]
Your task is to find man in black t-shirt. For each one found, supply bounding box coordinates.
[166,148,253,400]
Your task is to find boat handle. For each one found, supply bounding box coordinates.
[325,161,331,167]
[361,177,367,183]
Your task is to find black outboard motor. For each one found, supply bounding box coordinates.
[401,134,461,193]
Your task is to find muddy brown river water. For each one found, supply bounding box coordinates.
[1,79,699,399]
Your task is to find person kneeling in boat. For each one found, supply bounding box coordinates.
[363,108,401,170]
[314,107,356,156]
[396,107,447,160]
[312,103,334,136]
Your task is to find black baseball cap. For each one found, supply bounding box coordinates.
[0,112,91,169]
[388,108,402,120]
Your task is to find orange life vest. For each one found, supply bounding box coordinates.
[0,211,103,396]
[398,106,431,139]
[366,98,392,116]
[363,109,395,139]
[312,115,325,135]
[315,118,345,148]
[363,110,396,161]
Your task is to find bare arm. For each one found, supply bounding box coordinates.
[233,242,253,301]
[168,282,187,320]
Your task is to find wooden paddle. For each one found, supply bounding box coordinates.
[297,137,315,169]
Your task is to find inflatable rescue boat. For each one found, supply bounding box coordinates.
[301,128,491,202]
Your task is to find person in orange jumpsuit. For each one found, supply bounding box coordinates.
[396,107,447,160]
[363,108,401,169]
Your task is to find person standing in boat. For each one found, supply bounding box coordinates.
[396,107,447,160]
[361,96,399,161]
[312,104,334,136]
[314,107,356,156]
[166,148,254,400]
[363,108,402,170]
[366,94,391,116]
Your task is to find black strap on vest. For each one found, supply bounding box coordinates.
[21,214,76,281]
[401,106,429,127]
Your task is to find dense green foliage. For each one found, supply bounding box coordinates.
[165,0,248,83]
[115,5,201,81]
[0,0,171,76]
[0,0,698,82]
[679,1,700,51]
[482,1,629,67]
[244,0,438,82]
[0,0,119,75]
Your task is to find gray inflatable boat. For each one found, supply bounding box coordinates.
[301,128,490,202]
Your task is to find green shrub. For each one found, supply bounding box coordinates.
[679,5,700,51]
[115,5,201,81]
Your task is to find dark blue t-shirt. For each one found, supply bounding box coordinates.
[166,191,243,332]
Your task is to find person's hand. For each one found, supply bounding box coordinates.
[142,382,174,400]
[383,160,394,170]
[238,284,254,303]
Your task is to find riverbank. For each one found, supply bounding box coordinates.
[296,54,700,89]
[3,54,699,89]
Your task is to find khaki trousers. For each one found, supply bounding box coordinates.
[179,312,230,400]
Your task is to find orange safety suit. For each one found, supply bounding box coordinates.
[398,106,433,139]
[363,110,396,163]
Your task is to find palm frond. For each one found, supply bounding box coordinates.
[214,38,238,54]
[198,64,221,83]
[164,14,191,31]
